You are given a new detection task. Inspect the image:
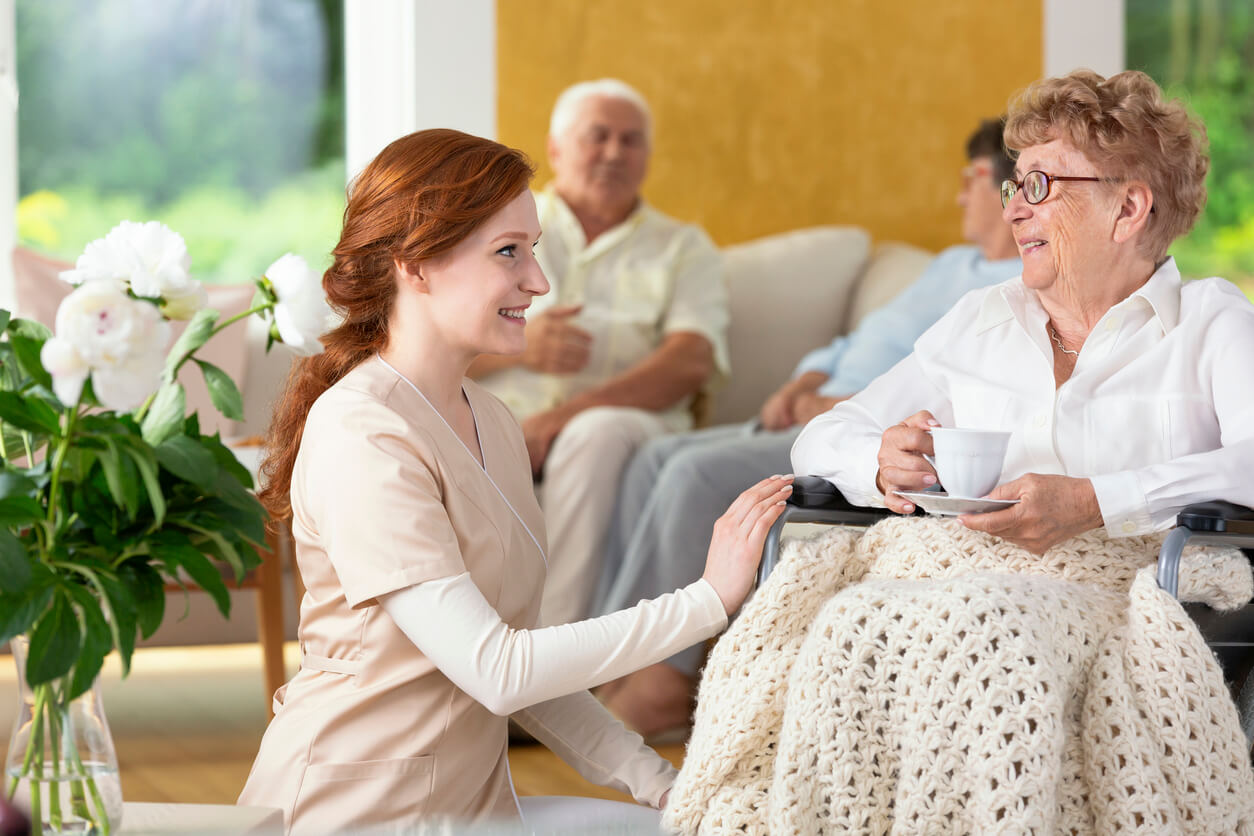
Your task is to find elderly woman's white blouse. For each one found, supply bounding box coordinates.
[791,258,1254,535]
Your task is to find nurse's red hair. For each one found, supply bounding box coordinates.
[259,129,534,520]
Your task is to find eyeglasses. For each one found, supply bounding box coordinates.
[1000,170,1103,208]
[960,162,993,189]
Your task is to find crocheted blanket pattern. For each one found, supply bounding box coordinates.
[664,517,1254,835]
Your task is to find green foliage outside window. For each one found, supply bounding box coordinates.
[1127,0,1254,299]
[15,0,345,285]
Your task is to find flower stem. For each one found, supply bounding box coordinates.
[44,406,80,537]
[6,682,46,800]
[45,693,63,831]
[213,302,271,336]
[165,301,272,383]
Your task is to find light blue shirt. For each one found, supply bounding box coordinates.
[793,246,1022,397]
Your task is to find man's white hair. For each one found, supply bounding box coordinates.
[548,78,652,143]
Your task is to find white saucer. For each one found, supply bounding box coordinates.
[893,490,1019,516]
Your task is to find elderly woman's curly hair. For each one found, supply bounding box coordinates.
[1005,69,1209,263]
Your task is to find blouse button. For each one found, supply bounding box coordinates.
[1121,520,1137,533]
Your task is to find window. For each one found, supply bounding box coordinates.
[1127,1,1254,299]
[16,0,344,284]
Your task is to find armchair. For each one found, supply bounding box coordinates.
[758,476,1254,746]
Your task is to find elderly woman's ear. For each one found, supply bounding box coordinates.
[1112,182,1155,245]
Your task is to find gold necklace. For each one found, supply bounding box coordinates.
[1049,324,1079,356]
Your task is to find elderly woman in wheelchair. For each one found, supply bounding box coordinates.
[663,70,1254,835]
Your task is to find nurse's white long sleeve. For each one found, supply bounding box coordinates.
[512,690,678,807]
[379,573,725,806]
[379,571,725,715]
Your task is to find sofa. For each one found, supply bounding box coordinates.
[236,226,936,438]
[10,228,937,649]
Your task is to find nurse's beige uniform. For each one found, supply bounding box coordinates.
[238,357,726,833]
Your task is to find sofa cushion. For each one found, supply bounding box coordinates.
[11,246,256,438]
[711,226,871,427]
[842,241,935,332]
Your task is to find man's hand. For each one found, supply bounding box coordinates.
[875,411,940,513]
[521,305,592,374]
[520,407,573,478]
[791,392,845,425]
[959,473,1103,554]
[758,372,828,431]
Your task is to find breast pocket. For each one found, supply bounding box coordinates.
[291,755,434,834]
[1083,396,1170,473]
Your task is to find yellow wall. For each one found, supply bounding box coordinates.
[497,1,1042,252]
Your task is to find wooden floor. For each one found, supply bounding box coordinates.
[0,643,685,805]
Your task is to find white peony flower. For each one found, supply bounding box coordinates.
[41,281,171,411]
[265,253,330,356]
[159,279,208,321]
[60,221,205,319]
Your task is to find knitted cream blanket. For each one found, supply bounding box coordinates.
[665,517,1254,835]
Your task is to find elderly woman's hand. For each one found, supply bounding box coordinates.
[958,473,1103,553]
[875,411,941,513]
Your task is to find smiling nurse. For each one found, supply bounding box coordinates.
[236,129,791,833]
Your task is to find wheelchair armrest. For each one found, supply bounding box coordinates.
[756,476,896,587]
[1177,501,1254,536]
[1156,501,1254,598]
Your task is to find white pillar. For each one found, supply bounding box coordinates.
[0,0,16,310]
[344,0,497,182]
[1044,0,1126,77]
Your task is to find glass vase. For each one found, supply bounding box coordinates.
[4,638,122,835]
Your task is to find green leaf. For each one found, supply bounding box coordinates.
[119,439,166,525]
[26,589,83,685]
[0,310,11,332]
[202,434,254,488]
[161,543,231,616]
[6,318,53,390]
[180,521,248,581]
[140,382,186,446]
[0,494,46,527]
[212,466,265,515]
[1,428,28,460]
[64,584,111,700]
[0,470,37,499]
[0,529,30,593]
[0,581,52,644]
[188,497,267,548]
[118,561,165,639]
[99,438,140,519]
[194,359,244,421]
[97,572,138,675]
[0,391,60,434]
[164,308,220,378]
[155,435,218,492]
[7,317,51,342]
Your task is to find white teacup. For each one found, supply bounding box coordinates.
[926,428,1011,499]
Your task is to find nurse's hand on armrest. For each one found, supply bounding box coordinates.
[959,473,1103,554]
[875,410,941,513]
[701,475,794,616]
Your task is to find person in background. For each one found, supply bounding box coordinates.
[468,79,730,628]
[593,117,1022,740]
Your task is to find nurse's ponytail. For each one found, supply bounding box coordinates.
[258,130,534,521]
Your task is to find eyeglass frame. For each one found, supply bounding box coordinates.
[999,170,1103,208]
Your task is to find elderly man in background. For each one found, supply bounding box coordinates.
[470,79,729,627]
[593,117,1022,739]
